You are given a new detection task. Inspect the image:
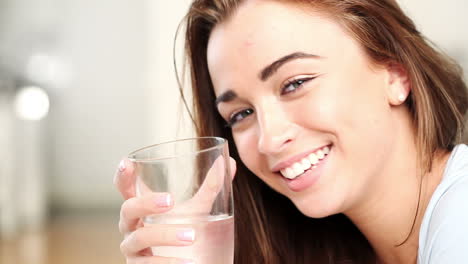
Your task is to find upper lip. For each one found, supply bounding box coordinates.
[271,144,330,173]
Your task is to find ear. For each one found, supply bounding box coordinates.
[385,62,411,106]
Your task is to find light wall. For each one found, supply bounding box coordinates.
[48,0,194,210]
[147,0,195,143]
[47,0,151,210]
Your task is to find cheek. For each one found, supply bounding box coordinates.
[289,80,345,132]
[233,131,261,173]
[311,69,388,133]
[234,131,285,195]
[296,70,392,171]
[318,70,394,181]
[314,53,389,130]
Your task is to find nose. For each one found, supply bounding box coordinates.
[257,101,299,155]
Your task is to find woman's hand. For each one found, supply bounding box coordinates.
[115,159,196,264]
[113,158,236,264]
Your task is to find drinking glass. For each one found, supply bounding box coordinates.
[128,137,234,263]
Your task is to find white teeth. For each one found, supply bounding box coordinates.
[308,153,319,165]
[278,146,332,180]
[300,158,311,170]
[316,150,325,159]
[292,163,304,175]
[287,168,296,179]
[282,167,295,179]
[281,160,308,180]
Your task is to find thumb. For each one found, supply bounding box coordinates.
[113,158,137,200]
[186,156,233,213]
[229,157,237,180]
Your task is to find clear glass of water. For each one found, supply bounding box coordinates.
[128,137,234,264]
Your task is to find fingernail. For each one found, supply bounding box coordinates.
[180,260,195,264]
[118,160,126,172]
[177,229,195,242]
[155,193,172,207]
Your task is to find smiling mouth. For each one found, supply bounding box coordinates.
[279,145,331,180]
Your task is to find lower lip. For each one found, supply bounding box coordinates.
[281,149,330,192]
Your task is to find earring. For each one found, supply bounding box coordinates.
[398,94,406,102]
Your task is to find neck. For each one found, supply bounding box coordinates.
[344,110,450,264]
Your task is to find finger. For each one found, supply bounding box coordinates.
[120,226,196,257]
[193,156,237,204]
[127,255,194,264]
[190,156,227,212]
[229,157,237,179]
[177,156,236,215]
[114,158,137,200]
[119,192,174,234]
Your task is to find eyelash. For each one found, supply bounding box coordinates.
[281,76,315,95]
[226,108,254,128]
[225,76,315,128]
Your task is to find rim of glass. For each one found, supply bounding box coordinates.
[128,137,226,162]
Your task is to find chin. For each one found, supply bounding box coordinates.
[290,194,343,219]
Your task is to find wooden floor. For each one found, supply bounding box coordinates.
[1,211,125,264]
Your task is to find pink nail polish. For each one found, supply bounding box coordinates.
[118,160,126,172]
[155,194,172,207]
[177,229,195,242]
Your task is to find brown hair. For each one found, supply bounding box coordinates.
[179,0,468,263]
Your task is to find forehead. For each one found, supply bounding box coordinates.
[207,0,362,94]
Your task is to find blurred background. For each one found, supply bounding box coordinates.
[0,0,467,263]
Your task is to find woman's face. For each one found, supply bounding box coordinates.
[208,1,401,217]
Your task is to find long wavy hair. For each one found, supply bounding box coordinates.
[179,0,468,263]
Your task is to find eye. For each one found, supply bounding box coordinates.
[281,76,315,95]
[226,108,254,127]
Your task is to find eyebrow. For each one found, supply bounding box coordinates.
[214,52,320,107]
[215,90,238,106]
[259,52,320,81]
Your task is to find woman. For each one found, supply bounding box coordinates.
[115,0,468,263]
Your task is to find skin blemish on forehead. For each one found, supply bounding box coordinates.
[243,31,257,47]
[244,40,255,47]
